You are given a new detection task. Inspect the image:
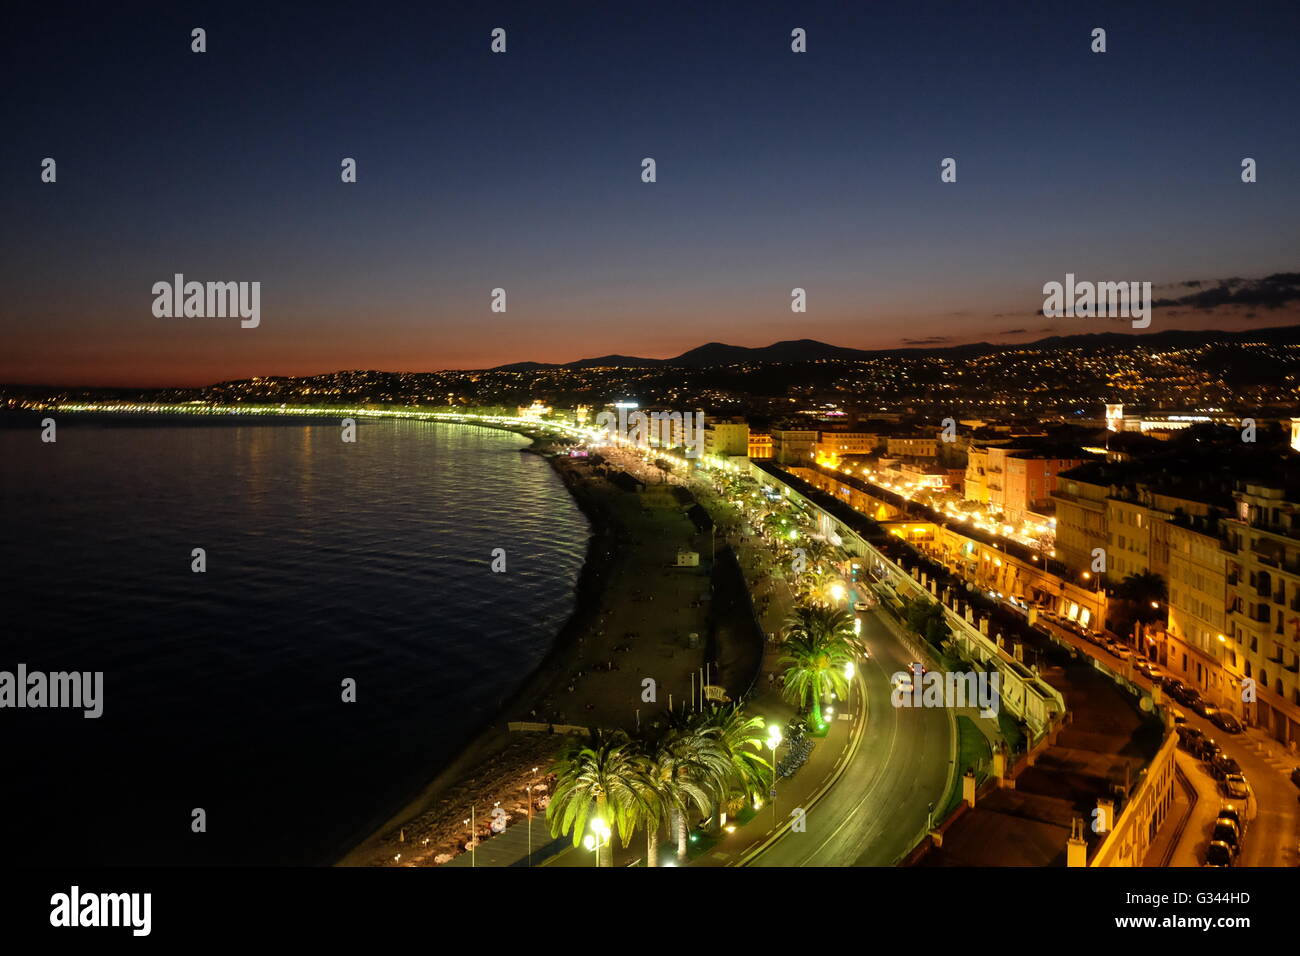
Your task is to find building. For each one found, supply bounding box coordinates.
[748,432,773,459]
[982,444,1089,522]
[1225,481,1300,745]
[815,430,880,461]
[517,401,551,419]
[965,445,992,504]
[886,435,939,459]
[1165,512,1235,709]
[704,419,750,459]
[1001,452,1086,523]
[1051,468,1111,575]
[771,428,819,466]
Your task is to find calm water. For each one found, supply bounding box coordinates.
[0,416,588,864]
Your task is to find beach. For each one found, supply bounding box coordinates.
[338,436,764,866]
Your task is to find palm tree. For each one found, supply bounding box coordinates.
[625,752,668,867]
[780,605,856,731]
[1114,570,1168,623]
[546,730,642,867]
[802,565,846,607]
[651,712,732,861]
[698,704,770,816]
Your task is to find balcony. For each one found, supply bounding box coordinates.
[1250,518,1300,542]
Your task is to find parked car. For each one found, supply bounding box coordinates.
[1175,686,1203,707]
[1176,724,1203,749]
[1211,711,1243,734]
[1198,737,1221,761]
[1292,767,1300,788]
[1211,819,1241,854]
[1195,701,1220,721]
[1218,803,1246,832]
[1211,753,1242,779]
[1203,840,1234,867]
[1222,773,1250,801]
[1161,676,1186,695]
[1111,645,1132,661]
[1171,709,1188,726]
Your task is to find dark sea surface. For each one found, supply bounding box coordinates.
[0,416,589,864]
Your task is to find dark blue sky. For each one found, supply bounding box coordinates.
[3,1,1298,385]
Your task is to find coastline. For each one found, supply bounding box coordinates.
[336,434,629,866]
[338,425,767,867]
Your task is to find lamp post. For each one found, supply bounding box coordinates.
[526,766,539,866]
[584,817,611,867]
[766,725,783,826]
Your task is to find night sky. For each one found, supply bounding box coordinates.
[3,1,1298,386]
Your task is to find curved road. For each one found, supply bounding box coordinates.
[750,606,955,866]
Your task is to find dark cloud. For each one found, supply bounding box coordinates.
[998,328,1027,335]
[902,336,952,345]
[1152,272,1300,310]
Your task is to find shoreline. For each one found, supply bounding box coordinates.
[335,434,631,866]
[338,426,766,867]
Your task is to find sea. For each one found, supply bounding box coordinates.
[0,415,589,864]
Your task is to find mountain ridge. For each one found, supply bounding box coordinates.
[488,325,1300,371]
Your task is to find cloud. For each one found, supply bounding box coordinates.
[902,336,952,345]
[998,328,1027,335]
[1152,271,1300,310]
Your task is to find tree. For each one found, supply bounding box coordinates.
[547,730,643,867]
[625,751,668,868]
[1111,570,1169,643]
[780,605,856,730]
[1113,571,1167,621]
[640,714,730,862]
[698,704,770,813]
[802,565,845,607]
[904,597,951,647]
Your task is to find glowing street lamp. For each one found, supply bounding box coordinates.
[584,817,611,867]
[766,725,783,824]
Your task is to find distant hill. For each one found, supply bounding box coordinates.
[486,325,1300,370]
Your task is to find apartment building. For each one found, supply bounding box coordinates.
[886,435,939,459]
[965,445,992,504]
[748,432,773,459]
[771,428,819,466]
[1225,482,1300,745]
[1052,467,1111,575]
[1165,513,1235,708]
[815,430,881,460]
[703,419,749,459]
[984,444,1089,522]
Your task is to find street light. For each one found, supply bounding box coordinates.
[766,725,783,825]
[585,817,611,867]
[526,766,540,866]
